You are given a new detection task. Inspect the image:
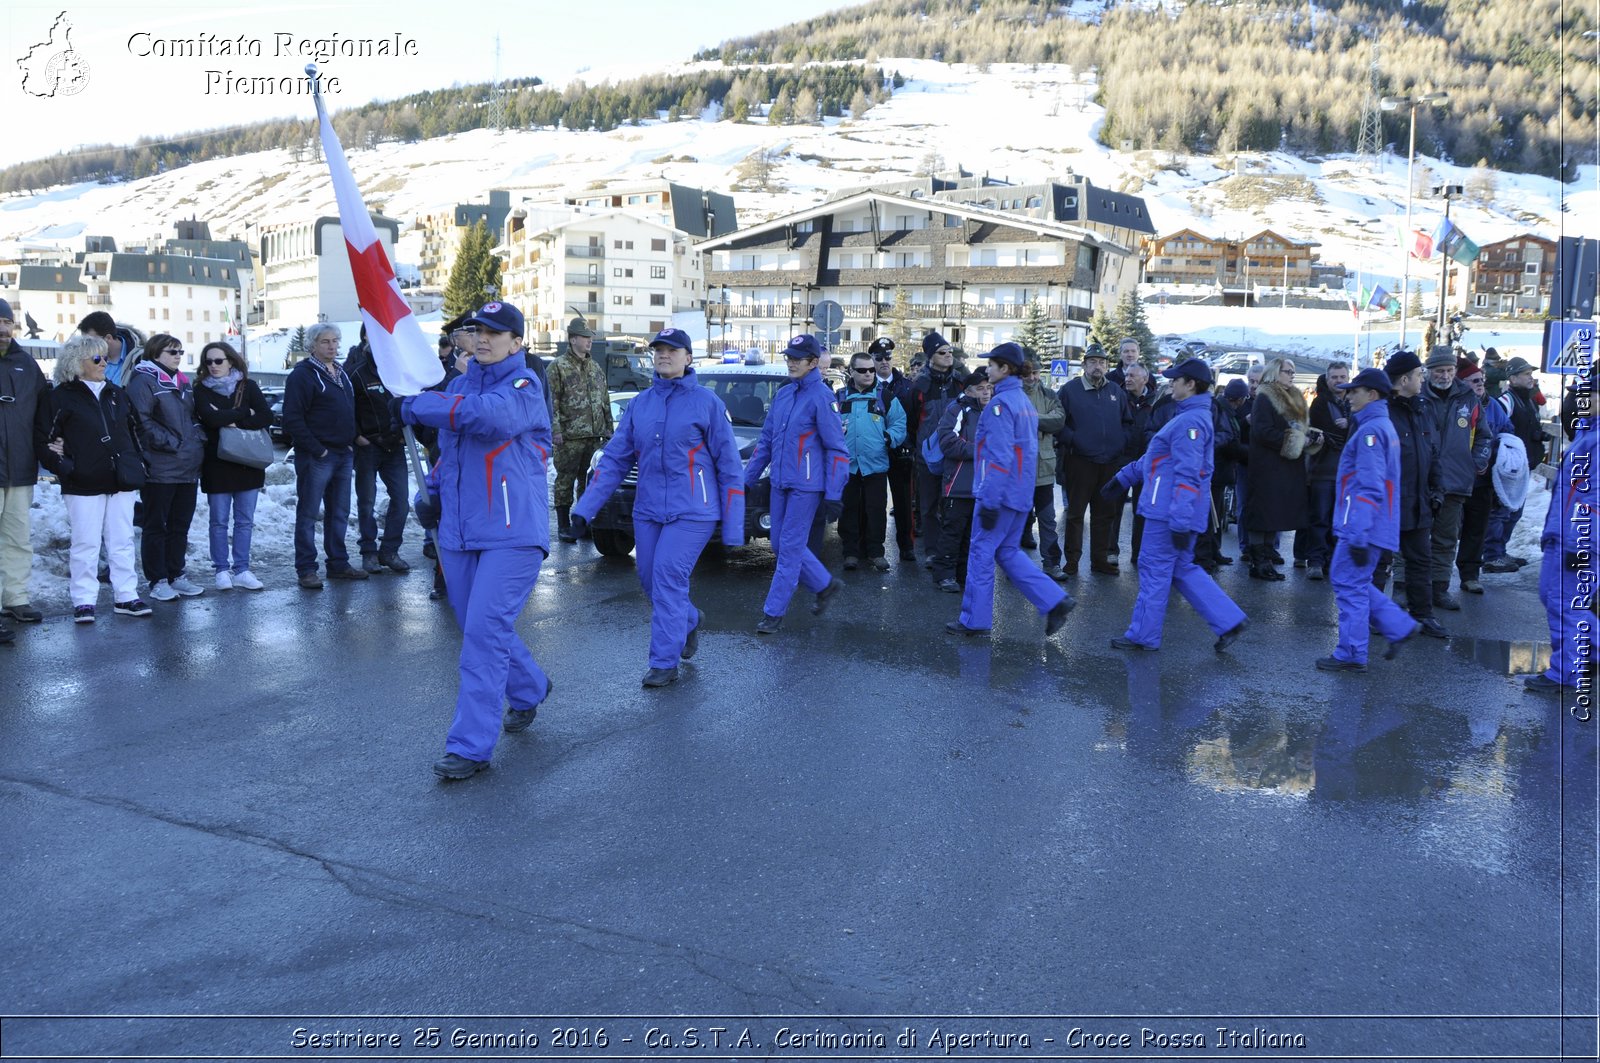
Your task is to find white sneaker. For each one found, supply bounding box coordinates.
[233,570,264,591]
[214,571,233,591]
[148,580,178,602]
[169,575,205,597]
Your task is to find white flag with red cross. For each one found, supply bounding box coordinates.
[311,68,442,395]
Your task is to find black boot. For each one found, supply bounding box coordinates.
[556,505,571,537]
[1248,544,1284,581]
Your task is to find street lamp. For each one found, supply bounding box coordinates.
[1381,91,1448,351]
[1432,184,1464,331]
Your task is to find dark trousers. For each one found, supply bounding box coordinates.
[1061,457,1119,567]
[916,464,944,557]
[887,454,916,557]
[354,442,409,559]
[1374,525,1435,619]
[1294,480,1336,568]
[932,496,974,585]
[1430,493,1468,586]
[1458,478,1496,577]
[1024,483,1061,567]
[1196,477,1230,566]
[138,481,197,585]
[838,471,888,560]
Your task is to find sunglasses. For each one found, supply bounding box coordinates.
[204,357,228,366]
[851,366,875,373]
[89,355,105,365]
[163,348,184,357]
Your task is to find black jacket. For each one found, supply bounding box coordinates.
[346,347,403,450]
[907,367,967,467]
[876,368,915,458]
[1389,393,1439,532]
[1308,377,1352,482]
[193,377,274,494]
[1056,376,1133,467]
[283,357,356,457]
[0,339,48,488]
[937,393,986,499]
[1501,385,1546,467]
[38,380,142,496]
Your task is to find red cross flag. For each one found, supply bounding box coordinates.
[309,65,442,395]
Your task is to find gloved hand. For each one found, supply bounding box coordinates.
[978,506,999,531]
[1099,480,1123,502]
[1567,551,1586,572]
[823,498,843,523]
[1169,529,1194,552]
[412,488,440,530]
[562,514,589,543]
[1428,491,1444,514]
[1348,544,1371,566]
[397,396,418,426]
[388,396,407,427]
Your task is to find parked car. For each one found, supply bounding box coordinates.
[260,387,289,445]
[583,364,788,558]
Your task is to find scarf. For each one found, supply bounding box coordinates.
[201,370,243,397]
[1261,379,1308,423]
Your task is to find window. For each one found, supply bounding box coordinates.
[624,296,633,306]
[187,286,194,298]
[186,310,193,321]
[614,268,623,277]
[627,195,641,205]
[163,309,170,319]
[795,221,813,235]
[649,294,665,306]
[149,309,156,320]
[148,284,155,296]
[162,285,169,297]
[649,320,665,332]
[1475,294,1488,308]
[625,241,634,250]
[613,240,623,249]
[624,268,634,278]
[613,295,623,305]
[1525,263,1540,275]
[651,238,667,251]
[204,311,211,321]
[650,265,666,279]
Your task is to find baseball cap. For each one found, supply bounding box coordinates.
[1337,367,1393,395]
[464,301,524,336]
[987,342,1027,368]
[1162,357,1213,385]
[649,327,693,353]
[785,334,824,360]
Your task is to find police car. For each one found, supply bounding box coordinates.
[584,364,789,557]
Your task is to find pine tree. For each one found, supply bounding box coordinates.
[444,220,502,318]
[1111,292,1157,365]
[1016,300,1052,358]
[1087,303,1116,353]
[289,326,307,354]
[1408,286,1424,320]
[889,286,916,352]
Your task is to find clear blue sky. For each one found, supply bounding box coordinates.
[7,0,853,163]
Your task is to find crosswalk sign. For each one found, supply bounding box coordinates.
[1051,359,1071,377]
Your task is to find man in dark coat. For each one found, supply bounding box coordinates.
[347,338,412,575]
[0,299,48,638]
[1198,379,1249,572]
[870,337,918,561]
[1371,350,1448,639]
[1422,346,1491,610]
[905,332,965,564]
[1297,363,1351,580]
[1056,343,1133,576]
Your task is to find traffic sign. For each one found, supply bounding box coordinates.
[821,330,843,352]
[813,299,843,333]
[1544,320,1595,374]
[1051,359,1072,377]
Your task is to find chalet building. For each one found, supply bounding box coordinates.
[1466,234,1556,316]
[417,189,513,290]
[699,190,1134,357]
[1144,228,1318,289]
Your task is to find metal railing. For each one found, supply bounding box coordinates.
[565,273,606,287]
[566,246,605,259]
[708,301,1071,322]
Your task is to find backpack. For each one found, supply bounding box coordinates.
[920,426,945,473]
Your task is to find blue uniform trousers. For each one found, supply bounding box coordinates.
[959,506,1067,630]
[635,517,714,669]
[764,487,831,616]
[1540,544,1596,686]
[439,545,550,761]
[1330,541,1416,664]
[1123,516,1247,648]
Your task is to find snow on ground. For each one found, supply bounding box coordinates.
[4,60,1592,302]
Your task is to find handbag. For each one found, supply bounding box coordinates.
[217,381,274,469]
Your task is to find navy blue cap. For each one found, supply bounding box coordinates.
[1338,367,1393,395]
[922,331,950,356]
[1163,357,1213,385]
[649,327,693,353]
[0,298,12,321]
[784,334,824,360]
[1384,350,1422,379]
[1223,378,1250,400]
[987,341,1027,368]
[464,300,525,336]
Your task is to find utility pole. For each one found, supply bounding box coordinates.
[1434,184,1463,331]
[1382,91,1449,351]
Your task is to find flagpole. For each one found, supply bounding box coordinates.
[1353,268,1363,368]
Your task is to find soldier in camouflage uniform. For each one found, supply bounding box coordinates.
[547,317,613,537]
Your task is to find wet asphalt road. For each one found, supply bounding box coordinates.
[2,523,1596,1063]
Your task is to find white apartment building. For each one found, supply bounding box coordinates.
[499,209,705,345]
[259,214,401,328]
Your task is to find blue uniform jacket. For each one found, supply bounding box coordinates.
[404,353,552,554]
[1543,423,1596,552]
[975,376,1040,514]
[745,369,848,498]
[835,385,906,476]
[576,368,746,544]
[1112,393,1213,533]
[1333,400,1401,552]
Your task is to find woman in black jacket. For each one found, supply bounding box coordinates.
[192,341,274,591]
[1243,358,1318,580]
[37,335,152,623]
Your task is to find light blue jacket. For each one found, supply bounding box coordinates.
[576,369,746,544]
[835,385,906,476]
[404,354,552,553]
[1112,392,1213,533]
